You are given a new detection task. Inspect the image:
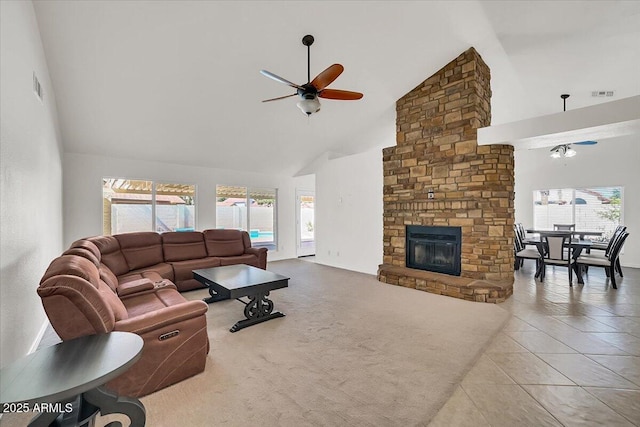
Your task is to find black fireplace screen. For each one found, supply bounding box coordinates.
[406,225,461,276]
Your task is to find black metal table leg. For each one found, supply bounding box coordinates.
[82,386,145,427]
[230,291,285,332]
[26,397,83,427]
[203,285,229,304]
[28,411,61,427]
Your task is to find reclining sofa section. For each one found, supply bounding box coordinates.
[37,229,268,397]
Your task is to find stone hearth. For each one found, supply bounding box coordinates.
[377,48,514,303]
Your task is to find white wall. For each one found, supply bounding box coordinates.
[63,153,312,262]
[315,148,384,275]
[515,135,640,268]
[0,1,64,366]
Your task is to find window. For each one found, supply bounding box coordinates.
[155,183,196,232]
[533,187,622,240]
[103,179,196,235]
[216,185,277,248]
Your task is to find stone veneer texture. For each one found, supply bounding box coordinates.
[377,47,515,303]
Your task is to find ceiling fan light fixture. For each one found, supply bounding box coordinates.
[564,145,577,157]
[297,97,321,115]
[550,144,577,158]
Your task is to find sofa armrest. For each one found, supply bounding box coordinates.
[245,247,267,256]
[245,246,267,269]
[118,280,178,301]
[114,300,208,335]
[117,278,155,297]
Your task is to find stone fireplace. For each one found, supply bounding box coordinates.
[377,48,515,303]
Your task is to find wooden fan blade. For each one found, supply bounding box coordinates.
[310,64,344,90]
[318,89,363,100]
[260,70,304,90]
[262,93,297,102]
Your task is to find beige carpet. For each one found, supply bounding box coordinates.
[1,260,509,427]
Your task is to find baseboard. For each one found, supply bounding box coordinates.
[621,262,639,269]
[28,319,49,354]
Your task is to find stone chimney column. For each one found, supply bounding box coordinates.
[378,48,515,303]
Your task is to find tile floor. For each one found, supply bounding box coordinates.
[430,262,640,426]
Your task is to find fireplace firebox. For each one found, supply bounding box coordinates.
[406,225,462,276]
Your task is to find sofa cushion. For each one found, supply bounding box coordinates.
[119,262,173,284]
[118,271,164,285]
[69,239,102,262]
[89,236,129,276]
[40,255,128,322]
[203,229,246,257]
[174,279,207,292]
[97,280,128,321]
[40,255,100,288]
[121,287,188,318]
[99,263,119,292]
[39,276,114,339]
[170,257,222,283]
[116,279,155,297]
[219,254,260,268]
[116,232,165,271]
[162,232,207,262]
[63,247,100,267]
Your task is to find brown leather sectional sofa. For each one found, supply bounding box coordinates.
[38,229,267,397]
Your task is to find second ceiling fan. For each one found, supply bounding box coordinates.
[260,35,363,115]
[549,94,599,158]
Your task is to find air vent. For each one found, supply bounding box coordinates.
[591,90,614,97]
[33,72,44,102]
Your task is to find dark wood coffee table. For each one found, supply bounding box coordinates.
[193,265,289,332]
[0,331,145,427]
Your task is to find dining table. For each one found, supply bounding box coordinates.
[525,228,603,240]
[527,235,593,284]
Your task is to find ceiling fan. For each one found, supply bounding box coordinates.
[260,34,363,115]
[549,94,598,158]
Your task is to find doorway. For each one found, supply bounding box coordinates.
[296,190,315,257]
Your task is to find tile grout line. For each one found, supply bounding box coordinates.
[580,386,640,426]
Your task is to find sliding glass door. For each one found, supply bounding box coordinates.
[296,190,315,257]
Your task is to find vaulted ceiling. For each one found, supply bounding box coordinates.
[33,1,640,176]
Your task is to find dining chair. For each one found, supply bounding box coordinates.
[576,232,629,289]
[583,226,627,277]
[553,223,576,231]
[591,225,626,252]
[540,233,575,285]
[514,226,542,277]
[590,225,626,276]
[516,223,537,246]
[513,225,523,269]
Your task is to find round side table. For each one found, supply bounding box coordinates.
[1,331,145,427]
